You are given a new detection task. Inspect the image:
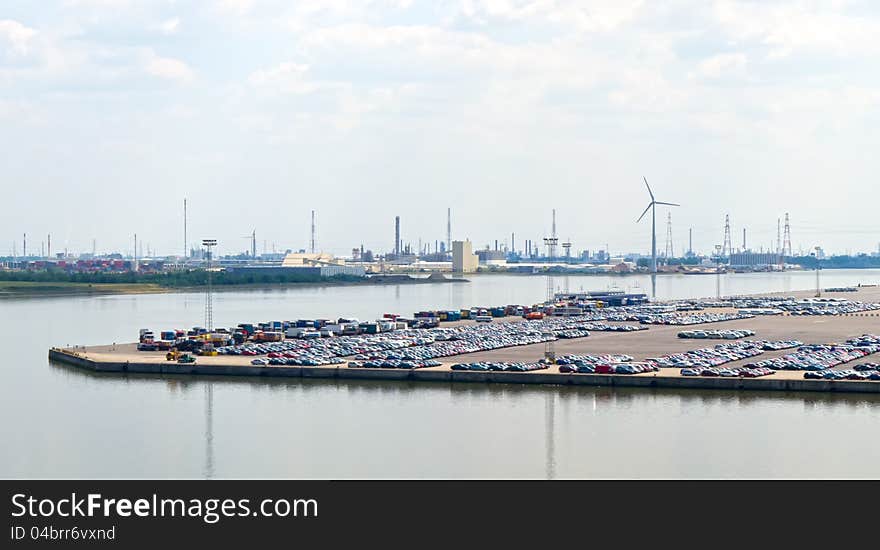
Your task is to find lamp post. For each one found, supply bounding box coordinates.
[714,244,723,300]
[812,247,821,298]
[202,239,217,332]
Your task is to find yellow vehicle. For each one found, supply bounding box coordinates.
[165,349,180,361]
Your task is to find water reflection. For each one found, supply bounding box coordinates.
[546,391,555,480]
[205,382,214,479]
[46,359,880,408]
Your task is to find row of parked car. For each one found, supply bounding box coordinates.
[760,340,803,350]
[219,314,622,366]
[804,369,880,380]
[450,362,548,372]
[681,366,775,378]
[745,340,880,371]
[348,359,443,369]
[854,362,880,371]
[250,356,346,366]
[638,312,755,326]
[720,296,880,316]
[644,341,766,369]
[559,362,660,375]
[556,354,634,365]
[678,329,756,340]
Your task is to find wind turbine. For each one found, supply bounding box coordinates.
[636,177,679,274]
[241,230,256,258]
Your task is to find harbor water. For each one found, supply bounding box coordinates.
[3,270,880,478]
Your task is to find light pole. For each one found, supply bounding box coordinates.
[714,244,722,300]
[202,239,217,332]
[813,247,821,298]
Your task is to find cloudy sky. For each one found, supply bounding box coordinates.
[2,0,879,258]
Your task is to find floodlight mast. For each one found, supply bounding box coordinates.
[202,239,217,331]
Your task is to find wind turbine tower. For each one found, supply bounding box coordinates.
[637,177,679,273]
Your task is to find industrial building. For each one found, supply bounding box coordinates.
[452,240,479,273]
[222,252,367,277]
[476,249,507,266]
[729,252,781,268]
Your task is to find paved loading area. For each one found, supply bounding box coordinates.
[61,309,880,384]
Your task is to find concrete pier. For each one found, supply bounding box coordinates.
[48,347,880,394]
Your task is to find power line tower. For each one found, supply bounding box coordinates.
[543,235,558,364]
[310,210,316,254]
[202,239,217,332]
[664,212,673,259]
[782,213,792,257]
[721,215,732,257]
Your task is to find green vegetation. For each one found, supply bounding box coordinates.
[0,280,166,297]
[0,269,363,288]
[788,254,880,269]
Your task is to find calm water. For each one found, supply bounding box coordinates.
[3,270,880,479]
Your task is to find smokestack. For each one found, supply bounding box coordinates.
[688,228,693,255]
[394,216,400,256]
[47,234,51,260]
[446,208,451,254]
[183,198,187,258]
[23,233,26,258]
[742,227,746,251]
[511,233,515,254]
[310,210,316,254]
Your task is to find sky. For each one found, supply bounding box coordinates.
[1,0,879,258]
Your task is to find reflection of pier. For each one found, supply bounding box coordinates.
[545,392,556,480]
[205,382,214,479]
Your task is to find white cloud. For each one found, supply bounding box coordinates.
[248,62,316,94]
[157,17,180,35]
[145,53,194,83]
[453,0,645,32]
[0,20,37,56]
[696,52,747,79]
[712,0,880,59]
[218,0,256,16]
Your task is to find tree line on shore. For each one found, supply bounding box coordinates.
[0,269,363,287]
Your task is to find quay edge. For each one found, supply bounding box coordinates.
[48,348,880,394]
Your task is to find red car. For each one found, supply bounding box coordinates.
[594,364,615,374]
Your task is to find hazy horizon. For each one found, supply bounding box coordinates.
[2,1,879,257]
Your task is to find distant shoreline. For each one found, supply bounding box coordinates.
[0,275,469,299]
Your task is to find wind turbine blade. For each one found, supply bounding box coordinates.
[654,201,680,207]
[643,177,654,201]
[636,203,652,222]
